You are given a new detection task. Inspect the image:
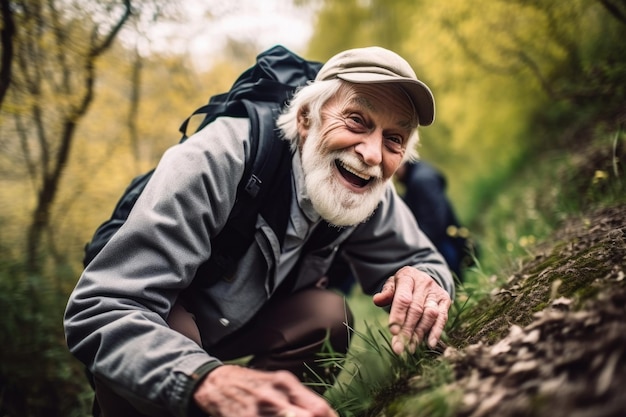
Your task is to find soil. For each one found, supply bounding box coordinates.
[442,204,626,417]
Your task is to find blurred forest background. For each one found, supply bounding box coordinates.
[0,0,624,416]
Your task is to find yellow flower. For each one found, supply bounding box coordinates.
[593,170,608,184]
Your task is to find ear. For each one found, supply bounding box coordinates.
[296,106,310,140]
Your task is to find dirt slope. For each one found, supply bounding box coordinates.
[444,204,626,417]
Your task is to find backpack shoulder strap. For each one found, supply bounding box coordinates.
[200,99,346,285]
[195,100,293,280]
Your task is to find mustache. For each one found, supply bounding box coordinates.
[331,151,383,180]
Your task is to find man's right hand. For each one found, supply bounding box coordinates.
[193,364,339,417]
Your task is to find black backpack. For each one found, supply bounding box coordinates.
[83,46,342,281]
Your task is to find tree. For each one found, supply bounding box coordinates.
[1,0,132,272]
[599,0,626,25]
[0,0,183,272]
[305,0,419,60]
[0,0,15,109]
[301,0,626,224]
[435,0,626,107]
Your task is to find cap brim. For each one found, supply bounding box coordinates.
[337,73,435,126]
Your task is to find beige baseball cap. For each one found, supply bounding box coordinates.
[315,46,435,126]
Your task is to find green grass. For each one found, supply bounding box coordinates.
[0,117,623,417]
[322,123,625,417]
[464,124,625,291]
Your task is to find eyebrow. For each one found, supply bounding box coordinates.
[351,95,376,112]
[349,95,414,132]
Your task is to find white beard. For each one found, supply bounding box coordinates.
[300,128,387,227]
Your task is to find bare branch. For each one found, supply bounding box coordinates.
[91,0,132,58]
[513,49,561,100]
[21,0,133,271]
[599,0,626,25]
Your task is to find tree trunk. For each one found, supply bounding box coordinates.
[24,0,132,272]
[0,0,15,109]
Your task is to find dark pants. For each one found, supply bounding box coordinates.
[93,288,353,417]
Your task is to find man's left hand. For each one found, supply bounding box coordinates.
[372,266,451,354]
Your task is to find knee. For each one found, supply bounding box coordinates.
[325,291,353,332]
[303,290,354,352]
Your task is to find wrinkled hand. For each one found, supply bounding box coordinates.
[372,266,451,354]
[193,365,338,417]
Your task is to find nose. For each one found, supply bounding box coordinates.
[354,131,383,166]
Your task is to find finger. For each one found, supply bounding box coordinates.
[389,287,427,354]
[386,271,417,329]
[426,298,451,348]
[195,367,334,417]
[372,276,395,307]
[408,329,421,353]
[412,298,440,348]
[275,407,338,417]
[274,372,337,417]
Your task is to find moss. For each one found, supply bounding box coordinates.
[448,204,626,348]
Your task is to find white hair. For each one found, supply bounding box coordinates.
[276,79,421,162]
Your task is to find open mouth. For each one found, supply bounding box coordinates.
[335,160,373,188]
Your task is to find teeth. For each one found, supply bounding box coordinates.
[340,161,371,180]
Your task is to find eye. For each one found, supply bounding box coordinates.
[345,114,368,131]
[385,135,404,153]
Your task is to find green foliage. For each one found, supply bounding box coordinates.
[306,0,419,58]
[314,289,478,417]
[388,376,463,417]
[465,124,625,285]
[321,320,451,417]
[0,260,92,417]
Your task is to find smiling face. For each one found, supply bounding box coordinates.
[298,82,417,226]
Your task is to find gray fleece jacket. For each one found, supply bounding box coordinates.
[64,116,454,416]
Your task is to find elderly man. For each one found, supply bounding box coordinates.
[64,46,454,417]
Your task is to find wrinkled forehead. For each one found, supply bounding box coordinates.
[332,82,418,130]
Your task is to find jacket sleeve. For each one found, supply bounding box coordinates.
[341,183,455,298]
[63,117,251,417]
